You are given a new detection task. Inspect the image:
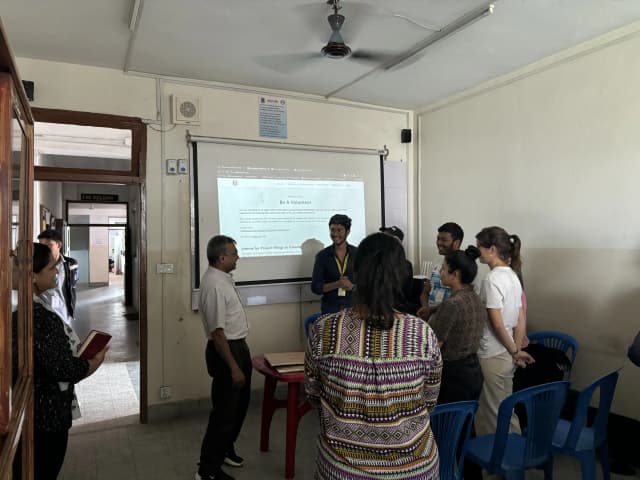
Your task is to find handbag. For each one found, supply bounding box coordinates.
[628,331,640,367]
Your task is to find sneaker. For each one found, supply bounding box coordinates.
[195,468,235,480]
[223,449,244,468]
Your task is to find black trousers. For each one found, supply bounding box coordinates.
[36,429,69,480]
[437,354,484,480]
[198,338,252,475]
[13,429,69,480]
[437,353,484,405]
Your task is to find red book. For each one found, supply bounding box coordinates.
[78,330,112,359]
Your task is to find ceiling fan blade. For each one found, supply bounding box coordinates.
[254,52,323,74]
[349,49,393,65]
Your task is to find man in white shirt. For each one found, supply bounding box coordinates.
[196,235,251,480]
[37,229,78,325]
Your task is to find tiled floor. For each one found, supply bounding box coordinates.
[72,279,140,426]
[73,361,140,427]
[59,392,640,480]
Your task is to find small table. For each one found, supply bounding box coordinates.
[252,355,314,479]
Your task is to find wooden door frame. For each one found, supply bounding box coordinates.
[32,108,148,423]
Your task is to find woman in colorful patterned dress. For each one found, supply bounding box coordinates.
[305,232,442,480]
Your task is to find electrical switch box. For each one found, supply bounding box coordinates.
[166,158,177,175]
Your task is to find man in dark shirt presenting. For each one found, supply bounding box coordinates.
[311,214,357,314]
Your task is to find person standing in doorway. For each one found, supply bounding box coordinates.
[196,235,252,480]
[37,229,78,325]
[311,214,357,314]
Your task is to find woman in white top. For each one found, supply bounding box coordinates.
[474,226,534,436]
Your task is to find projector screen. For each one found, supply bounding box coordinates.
[191,139,382,286]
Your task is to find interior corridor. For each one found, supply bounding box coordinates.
[71,275,140,427]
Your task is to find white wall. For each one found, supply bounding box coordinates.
[418,32,640,419]
[17,58,413,407]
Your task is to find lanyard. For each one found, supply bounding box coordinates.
[335,253,349,276]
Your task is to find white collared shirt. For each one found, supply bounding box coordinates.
[199,266,249,340]
[40,255,72,325]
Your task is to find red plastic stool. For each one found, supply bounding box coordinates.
[252,355,313,479]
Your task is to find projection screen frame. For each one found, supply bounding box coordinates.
[189,134,384,309]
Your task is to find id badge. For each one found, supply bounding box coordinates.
[434,289,445,304]
[338,288,346,297]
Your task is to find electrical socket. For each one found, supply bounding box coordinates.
[159,385,171,399]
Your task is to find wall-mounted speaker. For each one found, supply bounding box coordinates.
[22,80,34,101]
[401,128,412,143]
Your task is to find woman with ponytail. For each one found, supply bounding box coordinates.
[474,227,534,437]
[429,246,485,405]
[305,232,442,480]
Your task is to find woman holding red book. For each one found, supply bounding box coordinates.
[14,243,108,479]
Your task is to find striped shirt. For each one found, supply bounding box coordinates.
[305,309,442,480]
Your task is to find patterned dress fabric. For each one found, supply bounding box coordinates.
[305,309,442,480]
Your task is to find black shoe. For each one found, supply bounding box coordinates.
[223,448,244,467]
[195,467,235,480]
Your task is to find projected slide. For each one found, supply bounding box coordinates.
[218,177,366,257]
[193,140,382,283]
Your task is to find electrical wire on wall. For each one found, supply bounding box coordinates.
[158,78,167,390]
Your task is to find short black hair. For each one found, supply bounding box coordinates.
[33,242,53,273]
[379,226,404,242]
[206,235,236,266]
[329,214,351,231]
[438,222,464,243]
[37,228,62,243]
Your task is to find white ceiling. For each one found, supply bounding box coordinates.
[3,0,640,109]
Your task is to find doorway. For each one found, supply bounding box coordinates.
[65,200,139,426]
[32,107,148,424]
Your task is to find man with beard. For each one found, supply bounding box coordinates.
[418,222,464,321]
[311,214,357,314]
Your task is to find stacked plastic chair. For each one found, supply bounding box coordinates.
[466,381,569,479]
[552,370,620,480]
[430,401,478,480]
[528,331,579,379]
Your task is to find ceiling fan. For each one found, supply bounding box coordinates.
[255,0,390,73]
[319,0,382,61]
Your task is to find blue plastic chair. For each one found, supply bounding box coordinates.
[304,313,322,336]
[430,401,478,480]
[552,370,620,480]
[528,331,579,378]
[466,381,569,480]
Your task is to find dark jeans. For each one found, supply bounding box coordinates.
[437,354,484,480]
[198,338,252,475]
[438,353,484,405]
